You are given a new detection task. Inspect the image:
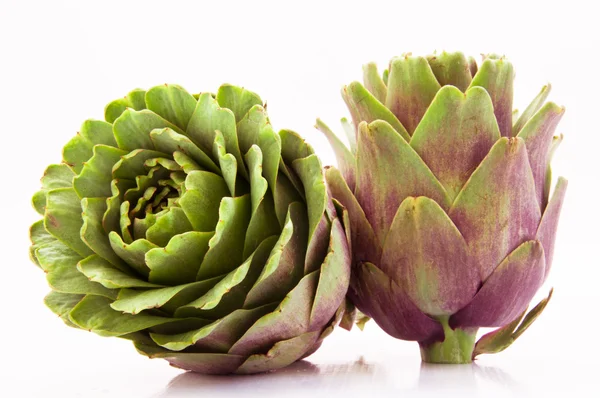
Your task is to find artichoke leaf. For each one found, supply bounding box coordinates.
[215,84,263,123]
[150,128,220,174]
[315,119,356,192]
[63,120,117,173]
[45,187,94,258]
[179,170,229,232]
[108,232,156,278]
[77,254,161,289]
[344,81,410,142]
[113,109,183,151]
[104,88,146,123]
[178,236,277,318]
[355,120,451,246]
[385,55,441,135]
[196,195,252,280]
[473,289,553,358]
[229,270,319,356]
[81,197,128,270]
[236,330,321,375]
[309,217,351,330]
[145,84,197,131]
[151,303,276,352]
[450,240,545,328]
[426,51,473,92]
[468,56,514,137]
[145,207,193,247]
[146,231,214,286]
[409,85,500,201]
[244,203,307,308]
[448,137,541,281]
[44,291,85,328]
[36,240,116,298]
[69,295,177,337]
[513,84,551,135]
[110,276,223,315]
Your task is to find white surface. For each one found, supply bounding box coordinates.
[1,0,599,396]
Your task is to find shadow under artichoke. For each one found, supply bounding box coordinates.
[29,84,351,374]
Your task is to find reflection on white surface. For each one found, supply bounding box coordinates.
[153,357,524,398]
[6,312,598,397]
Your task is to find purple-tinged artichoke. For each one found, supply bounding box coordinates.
[29,84,351,374]
[318,52,566,363]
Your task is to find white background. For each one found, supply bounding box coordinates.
[1,0,599,396]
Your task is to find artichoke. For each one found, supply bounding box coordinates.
[29,83,351,374]
[318,52,567,363]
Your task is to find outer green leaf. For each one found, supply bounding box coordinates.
[151,304,275,352]
[73,145,128,198]
[36,240,116,298]
[44,187,93,257]
[215,84,263,123]
[236,331,320,374]
[70,295,175,337]
[104,88,147,123]
[29,219,55,266]
[229,271,318,356]
[145,84,197,130]
[113,109,182,151]
[134,340,246,374]
[63,119,117,173]
[110,278,221,315]
[32,164,76,214]
[77,254,160,289]
[44,291,85,328]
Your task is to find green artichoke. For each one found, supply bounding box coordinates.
[30,83,351,374]
[318,52,566,363]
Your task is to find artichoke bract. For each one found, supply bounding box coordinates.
[318,52,567,363]
[30,84,351,374]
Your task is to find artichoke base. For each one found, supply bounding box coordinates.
[419,317,477,364]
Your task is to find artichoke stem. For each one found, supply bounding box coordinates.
[419,316,477,364]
